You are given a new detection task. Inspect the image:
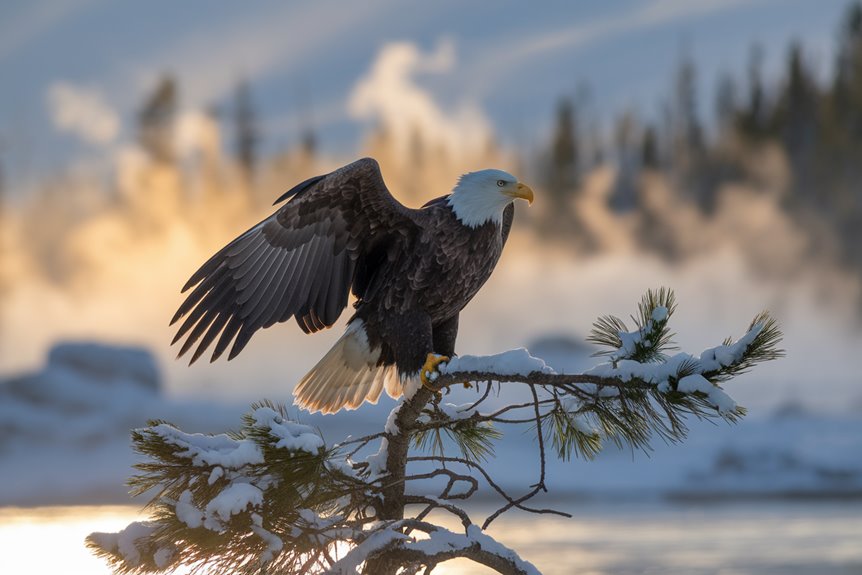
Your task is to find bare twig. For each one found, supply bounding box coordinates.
[407,455,572,524]
[482,385,549,530]
[480,399,557,420]
[467,381,495,411]
[401,467,478,500]
[334,432,388,463]
[404,495,472,529]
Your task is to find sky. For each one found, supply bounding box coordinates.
[0,0,854,195]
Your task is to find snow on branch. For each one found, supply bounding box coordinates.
[89,400,375,575]
[88,289,783,575]
[328,521,540,575]
[432,292,781,421]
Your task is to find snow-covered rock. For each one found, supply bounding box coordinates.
[0,341,244,506]
[0,341,160,417]
[0,342,164,448]
[48,341,161,394]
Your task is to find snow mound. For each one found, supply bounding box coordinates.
[441,348,557,377]
[1,341,160,418]
[0,341,244,506]
[48,341,160,393]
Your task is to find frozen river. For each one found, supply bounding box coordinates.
[3,500,860,575]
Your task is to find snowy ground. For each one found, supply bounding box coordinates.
[1,340,861,507]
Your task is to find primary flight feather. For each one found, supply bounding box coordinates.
[171,157,534,413]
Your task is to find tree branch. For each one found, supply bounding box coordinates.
[371,543,536,575]
[431,371,633,392]
[330,520,540,575]
[87,290,783,575]
[404,495,472,529]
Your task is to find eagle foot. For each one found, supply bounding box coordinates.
[420,353,450,391]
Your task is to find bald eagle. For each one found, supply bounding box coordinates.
[171,158,534,413]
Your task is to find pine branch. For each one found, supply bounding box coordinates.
[89,288,784,575]
[587,286,678,363]
[89,403,374,575]
[430,294,784,469]
[412,400,502,463]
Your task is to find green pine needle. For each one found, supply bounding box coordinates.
[413,408,502,463]
[587,287,678,363]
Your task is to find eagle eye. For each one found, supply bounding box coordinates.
[496,179,506,187]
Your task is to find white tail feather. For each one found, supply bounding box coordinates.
[293,321,401,414]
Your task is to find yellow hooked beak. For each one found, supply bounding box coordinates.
[505,182,534,205]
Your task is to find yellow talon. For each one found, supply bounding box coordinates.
[420,353,450,390]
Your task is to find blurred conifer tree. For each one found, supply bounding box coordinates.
[137,75,178,164]
[233,79,259,182]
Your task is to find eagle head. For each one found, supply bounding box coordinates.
[447,169,534,228]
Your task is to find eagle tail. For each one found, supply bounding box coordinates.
[293,320,401,414]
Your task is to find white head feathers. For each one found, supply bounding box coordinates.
[447,169,532,228]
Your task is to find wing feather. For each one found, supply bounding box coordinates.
[301,239,334,330]
[269,243,312,325]
[178,286,236,359]
[171,265,228,325]
[236,246,281,300]
[212,315,244,362]
[250,250,295,329]
[227,233,267,271]
[290,237,327,334]
[172,277,232,344]
[191,311,231,364]
[252,239,313,328]
[281,240,317,319]
[172,158,418,363]
[323,254,348,324]
[241,249,290,317]
[228,324,256,361]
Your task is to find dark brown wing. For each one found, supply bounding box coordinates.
[170,158,417,364]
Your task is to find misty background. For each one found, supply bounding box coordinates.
[3,0,862,410]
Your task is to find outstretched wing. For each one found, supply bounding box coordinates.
[171,158,417,364]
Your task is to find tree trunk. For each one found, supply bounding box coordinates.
[363,387,433,575]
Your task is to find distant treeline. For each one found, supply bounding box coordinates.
[539,2,862,272]
[125,3,862,276]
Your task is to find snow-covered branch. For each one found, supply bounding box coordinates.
[328,521,540,575]
[433,310,779,419]
[88,289,783,575]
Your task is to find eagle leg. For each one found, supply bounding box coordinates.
[431,315,469,390]
[420,353,449,391]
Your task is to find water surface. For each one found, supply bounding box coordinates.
[3,501,860,574]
